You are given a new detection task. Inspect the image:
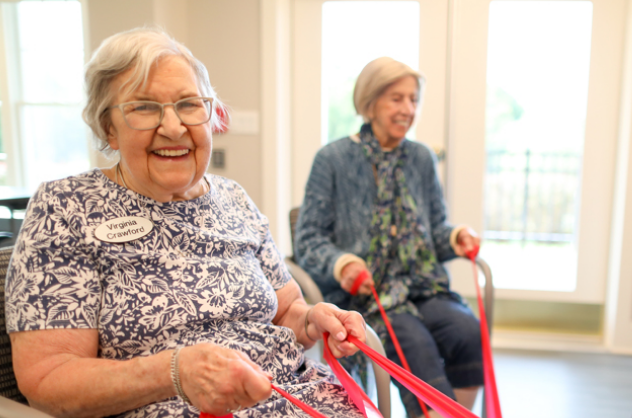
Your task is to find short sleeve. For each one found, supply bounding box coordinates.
[256,224,292,291]
[229,180,291,291]
[5,182,102,332]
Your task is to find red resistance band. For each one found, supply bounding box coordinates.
[350,270,431,418]
[200,329,479,418]
[464,246,503,418]
[199,246,502,418]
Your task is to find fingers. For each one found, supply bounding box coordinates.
[456,227,481,255]
[357,276,375,295]
[340,264,374,295]
[309,304,366,358]
[178,344,272,415]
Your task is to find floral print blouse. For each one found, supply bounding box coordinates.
[5,169,362,418]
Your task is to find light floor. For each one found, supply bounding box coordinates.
[389,348,632,418]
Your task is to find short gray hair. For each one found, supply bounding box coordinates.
[353,57,426,122]
[82,27,227,155]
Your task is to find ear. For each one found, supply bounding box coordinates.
[107,123,120,151]
[366,101,376,121]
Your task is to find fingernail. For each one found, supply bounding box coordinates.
[336,332,346,341]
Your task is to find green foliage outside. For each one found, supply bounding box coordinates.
[485,85,524,151]
[327,75,363,143]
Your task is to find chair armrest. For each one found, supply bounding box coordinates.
[284,257,325,304]
[0,397,53,418]
[475,256,494,333]
[365,325,391,418]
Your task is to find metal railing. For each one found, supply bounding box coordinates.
[483,149,581,243]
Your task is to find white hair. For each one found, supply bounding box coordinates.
[82,27,228,155]
[353,57,426,123]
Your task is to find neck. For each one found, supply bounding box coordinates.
[110,163,208,203]
[370,124,404,149]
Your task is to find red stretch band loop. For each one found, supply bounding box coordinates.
[350,270,369,296]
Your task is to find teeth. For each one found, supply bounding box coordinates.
[395,121,409,127]
[154,149,189,157]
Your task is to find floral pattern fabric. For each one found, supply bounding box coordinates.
[5,169,363,418]
[350,123,449,321]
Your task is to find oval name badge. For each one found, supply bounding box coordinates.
[94,216,153,243]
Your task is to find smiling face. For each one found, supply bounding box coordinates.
[368,75,420,149]
[107,56,212,202]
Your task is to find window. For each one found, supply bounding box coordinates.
[0,1,89,192]
[482,1,593,291]
[321,1,420,144]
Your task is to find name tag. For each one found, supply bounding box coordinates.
[94,216,153,243]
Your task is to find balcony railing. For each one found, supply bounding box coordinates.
[483,149,582,243]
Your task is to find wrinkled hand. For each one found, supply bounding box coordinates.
[178,343,272,415]
[340,262,374,295]
[305,302,366,358]
[454,227,481,258]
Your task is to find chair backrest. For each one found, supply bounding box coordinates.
[289,207,300,260]
[0,246,27,404]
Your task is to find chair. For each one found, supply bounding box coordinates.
[0,246,53,418]
[286,207,495,418]
[285,210,393,418]
[0,246,28,406]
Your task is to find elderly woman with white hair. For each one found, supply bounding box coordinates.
[295,57,484,418]
[5,28,368,418]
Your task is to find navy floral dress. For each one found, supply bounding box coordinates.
[5,169,363,418]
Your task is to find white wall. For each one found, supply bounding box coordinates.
[86,0,264,209]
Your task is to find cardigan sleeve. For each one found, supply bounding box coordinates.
[294,149,346,293]
[423,149,458,263]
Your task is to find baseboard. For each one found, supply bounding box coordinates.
[491,328,607,353]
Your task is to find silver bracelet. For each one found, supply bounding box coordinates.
[171,347,192,404]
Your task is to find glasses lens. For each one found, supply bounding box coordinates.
[176,98,212,125]
[122,102,162,130]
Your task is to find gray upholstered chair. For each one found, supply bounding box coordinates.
[0,246,54,417]
[285,209,392,418]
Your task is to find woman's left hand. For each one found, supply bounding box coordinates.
[454,227,481,257]
[304,303,366,358]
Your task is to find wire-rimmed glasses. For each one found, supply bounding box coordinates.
[107,97,214,130]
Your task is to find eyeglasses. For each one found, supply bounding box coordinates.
[107,97,213,130]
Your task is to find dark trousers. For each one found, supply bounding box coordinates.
[384,294,484,417]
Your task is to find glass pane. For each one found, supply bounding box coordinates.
[19,105,90,192]
[17,2,84,103]
[322,1,419,144]
[482,1,593,291]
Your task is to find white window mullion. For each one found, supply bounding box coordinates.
[0,2,25,187]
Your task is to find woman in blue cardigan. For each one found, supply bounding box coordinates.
[295,57,484,418]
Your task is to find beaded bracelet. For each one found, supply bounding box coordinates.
[171,347,192,404]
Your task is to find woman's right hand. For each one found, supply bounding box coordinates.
[339,262,374,295]
[178,343,272,415]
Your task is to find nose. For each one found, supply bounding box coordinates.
[402,97,416,115]
[157,105,187,140]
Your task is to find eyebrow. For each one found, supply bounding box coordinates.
[129,92,200,102]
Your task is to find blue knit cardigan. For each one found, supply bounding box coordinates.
[294,135,458,307]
